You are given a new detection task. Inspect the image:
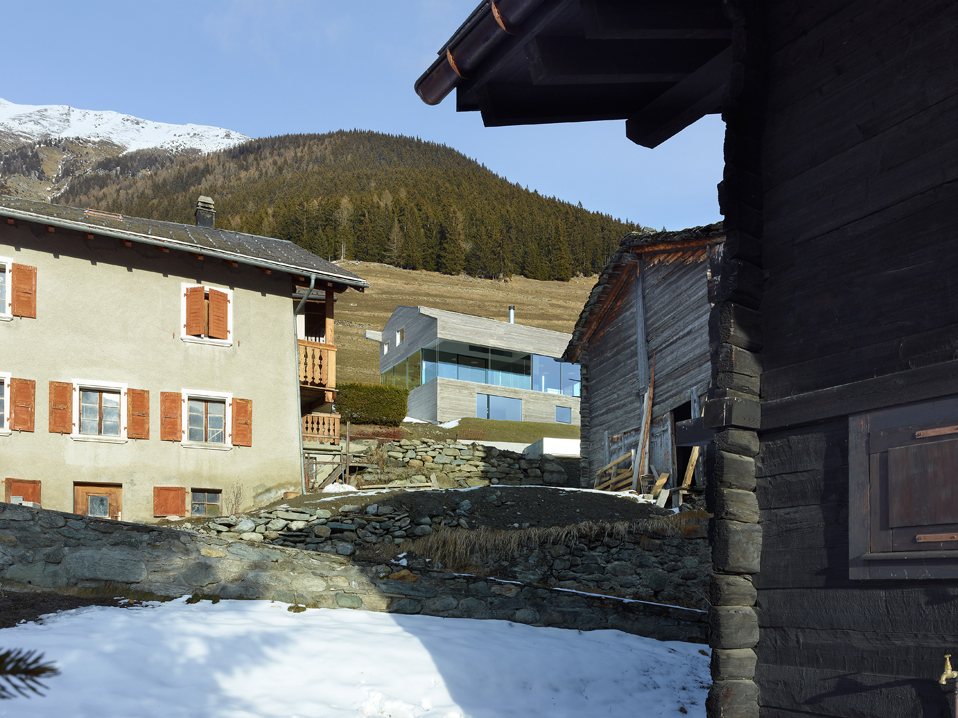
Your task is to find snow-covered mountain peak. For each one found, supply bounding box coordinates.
[0,97,250,154]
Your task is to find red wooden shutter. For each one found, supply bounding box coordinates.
[160,392,182,441]
[11,264,36,318]
[49,381,73,434]
[184,286,205,336]
[153,486,186,516]
[232,398,252,446]
[5,478,41,504]
[208,289,229,340]
[9,378,35,432]
[127,389,150,439]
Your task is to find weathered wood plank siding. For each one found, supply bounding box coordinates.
[586,268,643,476]
[643,251,712,418]
[751,1,958,716]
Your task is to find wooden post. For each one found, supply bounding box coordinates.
[325,287,335,345]
[344,420,350,484]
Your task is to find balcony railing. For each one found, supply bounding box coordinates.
[302,413,340,444]
[298,340,336,389]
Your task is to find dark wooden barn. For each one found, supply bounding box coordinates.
[416,1,958,716]
[562,224,725,503]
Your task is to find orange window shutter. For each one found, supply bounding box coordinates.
[10,378,35,432]
[11,264,37,318]
[184,286,205,336]
[127,389,150,439]
[208,289,229,339]
[5,478,41,504]
[160,392,182,441]
[153,486,186,516]
[232,398,252,447]
[49,381,73,434]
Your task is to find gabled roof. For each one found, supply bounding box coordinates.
[0,196,368,291]
[415,0,732,148]
[563,222,724,362]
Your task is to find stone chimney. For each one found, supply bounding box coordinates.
[194,196,216,228]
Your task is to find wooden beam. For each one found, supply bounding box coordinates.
[191,253,204,261]
[121,239,132,247]
[626,46,731,148]
[528,37,717,85]
[581,0,732,40]
[46,226,55,233]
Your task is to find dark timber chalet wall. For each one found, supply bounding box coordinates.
[711,2,958,717]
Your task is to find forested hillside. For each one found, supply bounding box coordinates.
[58,131,640,280]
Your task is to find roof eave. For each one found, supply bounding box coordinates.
[1,206,369,291]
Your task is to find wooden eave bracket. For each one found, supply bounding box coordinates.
[625,46,731,149]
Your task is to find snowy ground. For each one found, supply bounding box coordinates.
[0,598,710,718]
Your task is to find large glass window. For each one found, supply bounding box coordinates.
[533,355,562,394]
[561,363,581,397]
[477,394,522,422]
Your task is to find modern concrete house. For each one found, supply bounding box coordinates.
[0,195,366,522]
[371,306,580,425]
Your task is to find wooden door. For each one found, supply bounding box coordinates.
[74,484,122,521]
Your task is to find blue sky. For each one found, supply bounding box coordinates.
[4,0,724,230]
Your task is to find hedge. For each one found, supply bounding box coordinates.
[335,383,409,426]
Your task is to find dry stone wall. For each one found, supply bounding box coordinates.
[331,439,579,490]
[0,502,706,642]
[183,499,711,611]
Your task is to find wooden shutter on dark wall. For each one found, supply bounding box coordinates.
[127,389,149,439]
[208,289,229,340]
[5,478,40,504]
[153,486,186,516]
[11,264,36,318]
[9,378,35,432]
[49,381,73,434]
[184,286,205,335]
[160,392,182,441]
[232,398,252,446]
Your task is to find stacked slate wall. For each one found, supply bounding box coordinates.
[703,3,766,717]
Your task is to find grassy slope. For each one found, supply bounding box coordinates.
[332,261,597,386]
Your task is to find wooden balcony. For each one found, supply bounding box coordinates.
[299,339,336,407]
[302,413,340,444]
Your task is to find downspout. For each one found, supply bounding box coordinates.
[294,274,318,495]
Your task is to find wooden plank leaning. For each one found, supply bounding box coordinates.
[632,355,656,491]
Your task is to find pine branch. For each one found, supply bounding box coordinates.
[0,648,59,699]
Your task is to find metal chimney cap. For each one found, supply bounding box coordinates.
[196,196,215,210]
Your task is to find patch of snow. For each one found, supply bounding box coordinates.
[439,419,460,429]
[321,482,359,494]
[403,417,428,423]
[0,97,250,155]
[0,598,710,717]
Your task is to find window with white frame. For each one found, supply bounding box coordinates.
[0,257,11,320]
[0,372,10,433]
[70,380,128,442]
[180,283,233,345]
[383,341,390,355]
[396,328,404,346]
[182,389,232,449]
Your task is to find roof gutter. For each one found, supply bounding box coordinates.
[414,0,544,106]
[1,206,369,291]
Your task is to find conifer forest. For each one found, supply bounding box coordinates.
[58,131,642,280]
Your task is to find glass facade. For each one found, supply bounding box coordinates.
[477,393,523,422]
[393,339,580,396]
